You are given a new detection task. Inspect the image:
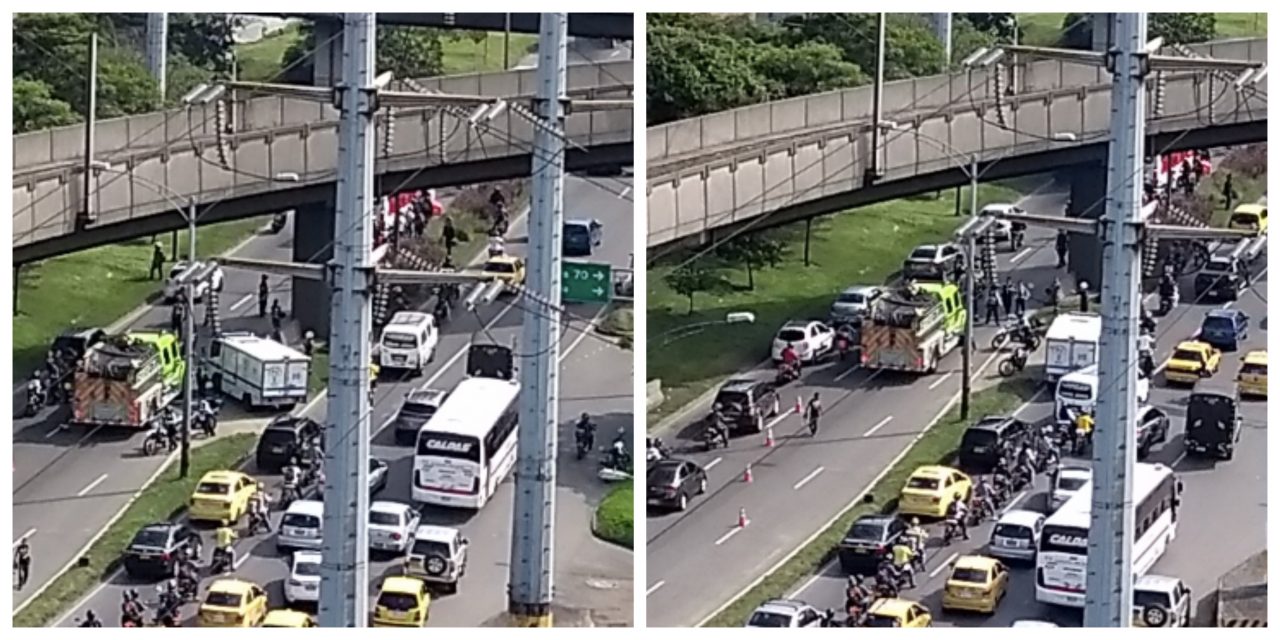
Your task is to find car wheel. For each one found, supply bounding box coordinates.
[678,493,689,511]
[698,476,708,495]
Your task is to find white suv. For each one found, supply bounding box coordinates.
[404,525,469,594]
[284,550,321,605]
[277,500,324,552]
[746,599,826,628]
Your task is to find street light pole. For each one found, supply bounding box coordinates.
[961,155,977,420]
[866,13,886,184]
[81,32,99,227]
[180,200,197,478]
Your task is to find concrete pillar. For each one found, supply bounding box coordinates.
[1091,13,1114,51]
[313,19,344,86]
[293,200,335,336]
[1065,163,1108,287]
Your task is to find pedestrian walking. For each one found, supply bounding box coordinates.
[270,299,285,333]
[1055,230,1069,269]
[170,295,186,334]
[258,275,270,317]
[442,216,457,257]
[149,243,166,280]
[1046,278,1062,315]
[1222,173,1237,211]
[15,537,31,589]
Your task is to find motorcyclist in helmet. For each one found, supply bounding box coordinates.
[904,517,929,571]
[780,343,800,377]
[214,525,237,572]
[608,429,630,469]
[1137,330,1156,379]
[80,610,103,627]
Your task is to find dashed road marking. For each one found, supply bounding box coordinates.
[834,365,859,381]
[1011,247,1033,263]
[78,474,108,497]
[229,294,253,312]
[793,467,825,491]
[714,526,744,546]
[618,186,632,199]
[646,581,666,596]
[1000,491,1029,515]
[863,416,893,437]
[928,372,954,390]
[929,552,959,578]
[704,457,723,471]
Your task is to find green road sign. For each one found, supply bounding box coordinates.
[562,260,612,303]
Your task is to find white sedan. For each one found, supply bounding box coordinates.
[368,501,421,554]
[284,550,322,605]
[770,320,834,363]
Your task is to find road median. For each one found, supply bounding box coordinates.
[592,483,635,550]
[13,433,257,628]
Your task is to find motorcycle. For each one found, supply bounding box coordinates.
[269,212,288,234]
[142,424,173,456]
[991,320,1041,352]
[998,347,1028,377]
[23,384,45,417]
[1158,288,1179,315]
[701,423,729,451]
[775,360,801,385]
[194,401,219,438]
[575,429,594,461]
[211,548,233,575]
[597,450,633,482]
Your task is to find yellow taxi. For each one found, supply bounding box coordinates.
[942,555,1009,614]
[372,576,431,627]
[189,470,258,524]
[198,578,269,627]
[898,465,971,518]
[262,609,316,628]
[1164,341,1222,385]
[482,255,526,286]
[863,598,933,627]
[1236,350,1267,398]
[1228,204,1268,235]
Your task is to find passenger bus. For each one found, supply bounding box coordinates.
[411,375,519,509]
[1035,462,1181,607]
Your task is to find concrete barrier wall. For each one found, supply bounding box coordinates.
[14,60,632,171]
[647,38,1264,166]
[646,66,1264,247]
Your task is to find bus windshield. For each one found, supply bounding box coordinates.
[416,431,482,463]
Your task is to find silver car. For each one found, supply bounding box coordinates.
[988,509,1045,562]
[829,285,883,326]
[368,501,420,554]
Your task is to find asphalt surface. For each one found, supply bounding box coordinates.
[790,265,1268,627]
[645,185,1122,627]
[51,175,635,627]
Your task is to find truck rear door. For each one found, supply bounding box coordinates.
[286,361,309,396]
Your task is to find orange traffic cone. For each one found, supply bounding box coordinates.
[738,507,750,528]
[795,396,803,414]
[743,464,753,483]
[764,427,775,447]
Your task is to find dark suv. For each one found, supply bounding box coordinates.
[122,522,202,579]
[255,415,324,472]
[710,378,781,434]
[838,515,905,575]
[958,415,1031,472]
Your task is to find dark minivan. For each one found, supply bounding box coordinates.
[255,415,324,472]
[958,415,1031,472]
[837,515,905,575]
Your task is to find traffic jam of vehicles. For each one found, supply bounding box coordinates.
[651,181,1265,627]
[26,187,624,628]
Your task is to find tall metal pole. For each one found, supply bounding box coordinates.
[146,13,168,102]
[318,12,376,628]
[961,155,977,420]
[180,201,197,478]
[504,13,512,68]
[508,12,567,628]
[1084,12,1146,628]
[81,33,99,226]
[865,13,886,184]
[933,13,953,65]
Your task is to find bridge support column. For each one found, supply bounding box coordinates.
[1065,163,1108,288]
[313,20,344,86]
[293,201,335,337]
[1091,14,1114,51]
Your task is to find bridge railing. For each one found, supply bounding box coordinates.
[647,38,1263,168]
[14,60,633,173]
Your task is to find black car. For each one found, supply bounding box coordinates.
[646,459,707,511]
[255,415,324,472]
[1135,404,1170,460]
[563,218,604,257]
[837,515,906,575]
[710,378,781,435]
[1194,255,1250,301]
[392,388,449,445]
[122,522,202,579]
[1184,381,1241,460]
[957,415,1032,472]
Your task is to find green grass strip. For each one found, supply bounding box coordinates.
[13,433,257,628]
[593,483,635,550]
[704,377,1038,627]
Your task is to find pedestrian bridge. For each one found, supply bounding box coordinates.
[646,38,1265,250]
[13,60,633,263]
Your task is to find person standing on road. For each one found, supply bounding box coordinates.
[984,287,1002,325]
[805,392,822,436]
[270,299,285,334]
[1045,277,1062,315]
[149,243,166,280]
[14,537,31,589]
[1055,230,1070,268]
[258,275,270,317]
[1078,281,1091,313]
[1015,280,1031,317]
[1222,173,1237,211]
[999,278,1015,319]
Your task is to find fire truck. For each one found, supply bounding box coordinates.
[860,282,966,374]
[71,331,186,428]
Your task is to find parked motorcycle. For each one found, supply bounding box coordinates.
[998,347,1029,377]
[142,424,173,456]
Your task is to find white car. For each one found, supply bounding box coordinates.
[277,500,324,552]
[1051,465,1092,511]
[1011,620,1059,627]
[163,260,224,302]
[770,320,834,363]
[745,599,825,628]
[988,509,1045,562]
[901,243,964,281]
[284,550,322,605]
[978,203,1025,241]
[368,501,421,554]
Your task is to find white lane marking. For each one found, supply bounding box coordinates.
[1000,491,1029,515]
[863,416,893,437]
[1222,300,1234,309]
[646,581,666,596]
[929,552,959,578]
[77,474,109,497]
[793,466,825,491]
[229,294,253,312]
[928,371,954,390]
[1172,451,1188,468]
[764,410,792,431]
[1011,247,1033,263]
[14,529,37,545]
[558,306,610,364]
[618,186,632,199]
[234,545,252,569]
[704,457,723,471]
[834,364,859,381]
[714,526,744,546]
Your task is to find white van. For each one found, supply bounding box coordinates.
[378,311,439,375]
[1055,363,1150,426]
[208,333,310,409]
[1043,313,1101,382]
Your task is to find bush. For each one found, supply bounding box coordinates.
[593,483,634,549]
[598,306,634,338]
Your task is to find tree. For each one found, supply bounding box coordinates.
[279,23,317,84]
[1151,13,1216,45]
[648,26,769,124]
[716,234,785,290]
[168,14,243,74]
[960,13,1019,41]
[752,41,866,100]
[1059,13,1093,50]
[377,26,445,80]
[663,263,723,314]
[13,79,79,133]
[778,13,946,80]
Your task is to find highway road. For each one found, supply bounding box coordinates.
[52,175,635,627]
[790,266,1267,627]
[645,184,1109,627]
